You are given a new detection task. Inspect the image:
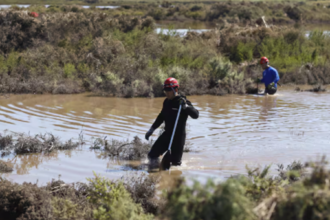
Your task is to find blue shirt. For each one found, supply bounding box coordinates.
[261,66,280,88]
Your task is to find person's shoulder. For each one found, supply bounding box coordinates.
[269,66,278,73]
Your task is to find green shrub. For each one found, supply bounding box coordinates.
[87,173,153,220]
[63,63,76,78]
[208,57,232,82]
[190,5,202,12]
[161,178,256,220]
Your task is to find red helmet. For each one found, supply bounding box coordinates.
[29,12,39,18]
[163,77,179,90]
[260,57,269,64]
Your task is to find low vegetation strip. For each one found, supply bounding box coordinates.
[1,158,330,219]
[0,7,329,96]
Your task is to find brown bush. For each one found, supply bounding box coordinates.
[0,160,13,173]
[0,11,47,54]
[122,173,160,214]
[0,133,80,156]
[91,136,152,160]
[281,64,330,85]
[0,178,53,220]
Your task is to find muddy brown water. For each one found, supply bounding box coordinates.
[1,87,330,185]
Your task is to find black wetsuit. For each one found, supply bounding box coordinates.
[148,95,199,170]
[265,87,277,95]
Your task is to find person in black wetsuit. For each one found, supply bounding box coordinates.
[145,77,199,171]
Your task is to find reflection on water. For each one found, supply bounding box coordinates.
[156,20,216,29]
[14,153,59,175]
[1,87,330,184]
[155,28,210,37]
[155,21,215,37]
[0,4,30,9]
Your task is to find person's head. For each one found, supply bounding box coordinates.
[163,77,179,100]
[260,57,269,70]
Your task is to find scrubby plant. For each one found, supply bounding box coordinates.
[0,178,53,220]
[0,132,79,156]
[87,173,153,220]
[91,136,151,160]
[0,160,13,173]
[161,177,256,220]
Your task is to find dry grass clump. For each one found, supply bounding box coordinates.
[0,11,47,54]
[91,136,151,160]
[0,133,13,157]
[0,178,54,220]
[45,179,94,220]
[121,172,160,214]
[282,63,330,86]
[0,160,13,173]
[0,132,80,156]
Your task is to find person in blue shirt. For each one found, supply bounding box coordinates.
[259,57,280,95]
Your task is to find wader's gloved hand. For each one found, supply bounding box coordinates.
[145,127,155,140]
[267,82,276,90]
[179,97,188,110]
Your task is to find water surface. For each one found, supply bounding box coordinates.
[1,87,330,184]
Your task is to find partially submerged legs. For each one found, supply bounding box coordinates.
[147,133,184,171]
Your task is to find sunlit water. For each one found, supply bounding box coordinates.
[1,87,330,185]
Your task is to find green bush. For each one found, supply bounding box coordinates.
[161,178,256,220]
[87,173,153,220]
[63,63,76,78]
[190,5,202,12]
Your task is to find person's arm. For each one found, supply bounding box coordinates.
[260,70,265,83]
[151,112,164,130]
[145,100,165,140]
[273,69,280,84]
[183,99,199,119]
[151,100,165,129]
